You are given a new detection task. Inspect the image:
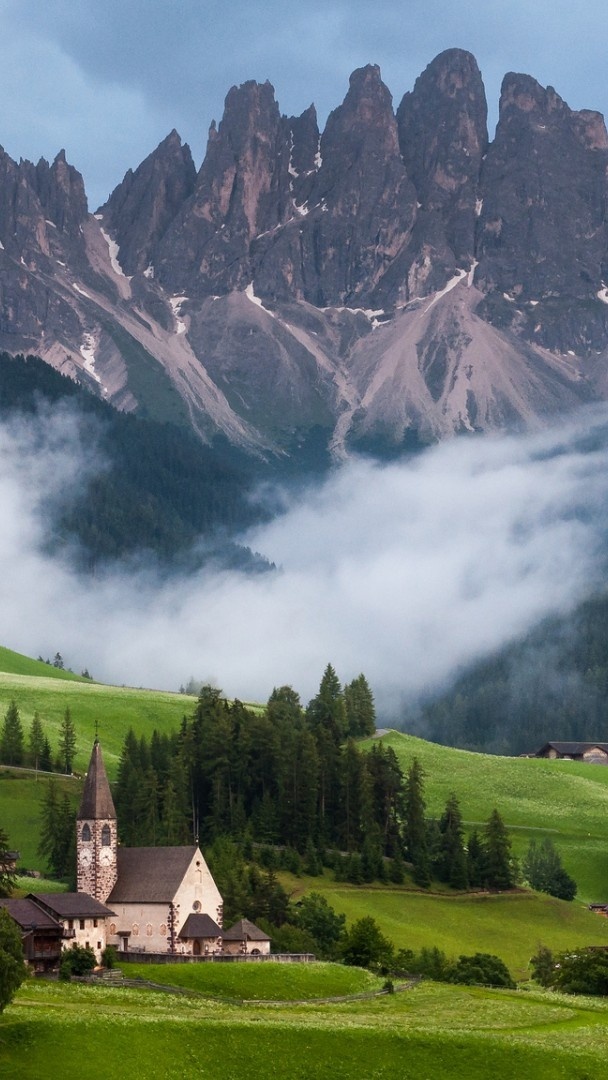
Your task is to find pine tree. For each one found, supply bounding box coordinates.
[437,792,469,889]
[483,809,515,889]
[0,827,17,897]
[344,674,376,738]
[522,837,576,900]
[0,701,24,766]
[58,707,77,774]
[28,712,45,774]
[403,757,431,887]
[38,781,75,878]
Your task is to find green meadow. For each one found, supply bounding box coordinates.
[3,974,608,1079]
[368,730,608,903]
[281,875,608,980]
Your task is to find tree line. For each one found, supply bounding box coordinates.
[0,701,77,774]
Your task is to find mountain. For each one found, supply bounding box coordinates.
[0,49,607,459]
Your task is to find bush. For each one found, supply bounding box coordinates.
[59,944,96,980]
[448,952,516,988]
[551,947,608,996]
[102,945,118,970]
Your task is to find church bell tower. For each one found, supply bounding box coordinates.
[77,739,118,902]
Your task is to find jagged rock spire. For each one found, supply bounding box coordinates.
[77,739,117,821]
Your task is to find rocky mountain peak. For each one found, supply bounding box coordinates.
[397,48,487,264]
[99,129,195,276]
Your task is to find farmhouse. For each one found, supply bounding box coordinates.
[0,896,63,972]
[532,742,608,764]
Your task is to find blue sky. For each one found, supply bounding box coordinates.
[1,1,606,210]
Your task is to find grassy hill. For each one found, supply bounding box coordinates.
[0,646,88,682]
[369,730,608,904]
[281,872,608,980]
[0,670,196,778]
[3,974,608,1079]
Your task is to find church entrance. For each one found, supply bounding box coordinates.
[193,940,201,956]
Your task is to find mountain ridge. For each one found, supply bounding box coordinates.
[0,48,607,459]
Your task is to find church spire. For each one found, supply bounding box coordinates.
[77,739,117,821]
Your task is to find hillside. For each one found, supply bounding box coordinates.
[370,730,608,903]
[0,646,88,683]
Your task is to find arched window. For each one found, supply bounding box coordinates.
[81,824,91,842]
[101,824,111,846]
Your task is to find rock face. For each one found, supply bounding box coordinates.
[0,49,608,460]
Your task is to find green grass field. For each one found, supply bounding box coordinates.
[3,974,608,1079]
[0,671,196,776]
[125,961,382,1000]
[0,646,87,682]
[369,731,608,902]
[280,875,608,980]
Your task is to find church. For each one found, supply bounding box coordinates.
[76,739,224,956]
[74,738,269,959]
[2,739,271,967]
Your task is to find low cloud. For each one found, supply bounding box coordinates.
[2,405,608,718]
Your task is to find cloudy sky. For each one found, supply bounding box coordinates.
[2,403,608,712]
[1,1,607,210]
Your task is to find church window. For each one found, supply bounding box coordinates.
[159,923,167,936]
[109,923,116,934]
[193,901,202,912]
[81,824,91,842]
[146,924,153,937]
[101,824,111,846]
[132,923,139,936]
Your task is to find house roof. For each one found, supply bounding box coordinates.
[178,913,222,940]
[107,846,199,903]
[222,918,270,942]
[27,892,116,919]
[78,739,117,820]
[0,897,61,931]
[536,742,608,756]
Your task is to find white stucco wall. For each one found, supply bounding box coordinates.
[108,848,224,954]
[61,917,108,961]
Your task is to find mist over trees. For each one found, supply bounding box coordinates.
[411,594,608,754]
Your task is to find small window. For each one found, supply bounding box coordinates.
[109,923,116,935]
[193,901,202,912]
[93,919,98,928]
[101,824,111,846]
[132,923,139,937]
[80,919,85,930]
[81,824,91,842]
[159,923,167,936]
[97,941,102,950]
[68,919,73,930]
[146,924,153,937]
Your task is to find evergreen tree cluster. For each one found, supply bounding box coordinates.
[114,668,382,858]
[0,700,77,775]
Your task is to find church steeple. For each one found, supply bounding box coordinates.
[78,739,117,821]
[77,739,118,902]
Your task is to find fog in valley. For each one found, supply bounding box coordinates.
[2,403,608,717]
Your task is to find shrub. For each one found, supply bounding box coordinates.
[448,952,516,988]
[59,944,96,980]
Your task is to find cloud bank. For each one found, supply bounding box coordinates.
[2,405,608,717]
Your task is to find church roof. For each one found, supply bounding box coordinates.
[107,846,199,903]
[28,892,116,919]
[78,739,117,821]
[178,913,222,940]
[222,918,270,942]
